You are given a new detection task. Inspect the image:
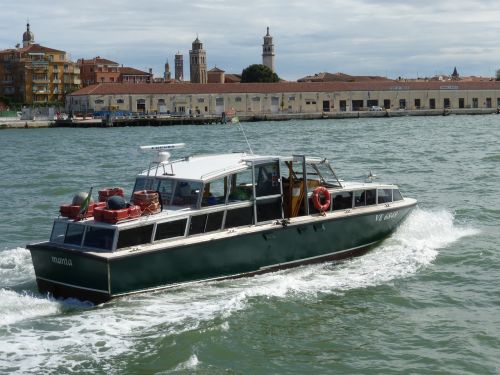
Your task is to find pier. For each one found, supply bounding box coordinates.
[52,115,224,128]
[1,108,498,129]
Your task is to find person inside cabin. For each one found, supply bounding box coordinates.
[173,181,202,206]
[202,184,216,206]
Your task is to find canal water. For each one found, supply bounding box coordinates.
[0,115,499,374]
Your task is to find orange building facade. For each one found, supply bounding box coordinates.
[0,23,81,105]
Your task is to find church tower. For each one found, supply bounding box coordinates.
[175,52,183,81]
[22,22,35,47]
[262,27,275,72]
[189,36,207,83]
[164,60,171,81]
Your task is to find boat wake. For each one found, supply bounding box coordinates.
[0,208,480,373]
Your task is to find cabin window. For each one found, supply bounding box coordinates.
[117,224,154,249]
[172,181,202,208]
[189,214,207,235]
[83,227,115,250]
[256,197,282,222]
[332,191,353,211]
[225,206,254,228]
[50,222,67,244]
[228,170,254,202]
[202,178,227,207]
[133,177,157,193]
[354,190,365,207]
[157,179,175,205]
[188,210,225,235]
[366,189,377,205]
[393,189,403,201]
[377,189,393,204]
[206,211,224,232]
[255,162,280,197]
[155,219,187,240]
[64,224,85,246]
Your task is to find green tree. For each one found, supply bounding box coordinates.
[241,64,280,83]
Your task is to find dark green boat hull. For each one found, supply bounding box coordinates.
[28,205,415,304]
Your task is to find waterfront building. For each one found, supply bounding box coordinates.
[119,67,152,83]
[78,56,152,86]
[66,80,500,115]
[78,56,120,86]
[175,52,183,81]
[262,27,275,73]
[0,23,80,105]
[189,37,207,84]
[207,67,225,83]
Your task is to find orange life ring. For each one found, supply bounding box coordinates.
[311,186,331,212]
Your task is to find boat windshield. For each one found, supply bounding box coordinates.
[157,178,202,209]
[133,177,202,209]
[311,162,341,187]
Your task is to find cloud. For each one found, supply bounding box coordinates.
[1,0,500,80]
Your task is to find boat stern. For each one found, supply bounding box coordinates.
[27,242,111,304]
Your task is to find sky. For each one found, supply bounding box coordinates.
[2,0,500,81]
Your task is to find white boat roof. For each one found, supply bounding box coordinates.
[140,152,328,182]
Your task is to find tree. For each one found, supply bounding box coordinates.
[241,64,280,83]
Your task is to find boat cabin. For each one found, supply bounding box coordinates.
[49,151,405,253]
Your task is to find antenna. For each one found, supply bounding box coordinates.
[231,117,253,155]
[140,143,185,151]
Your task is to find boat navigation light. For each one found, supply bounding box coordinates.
[140,143,186,151]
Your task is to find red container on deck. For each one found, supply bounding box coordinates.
[60,202,105,220]
[94,205,141,224]
[98,187,125,202]
[132,190,161,215]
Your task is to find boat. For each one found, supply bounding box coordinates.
[27,143,417,304]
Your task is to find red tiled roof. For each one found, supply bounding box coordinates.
[80,57,119,65]
[70,80,500,97]
[20,43,64,54]
[119,67,151,75]
[298,72,391,82]
[0,44,64,55]
[224,74,241,83]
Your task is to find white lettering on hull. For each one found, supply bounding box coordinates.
[375,211,399,222]
[51,256,73,267]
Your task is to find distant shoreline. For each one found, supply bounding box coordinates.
[1,108,498,129]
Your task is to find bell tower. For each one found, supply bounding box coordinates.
[262,27,275,72]
[164,60,171,81]
[189,36,207,83]
[22,22,35,47]
[175,52,183,81]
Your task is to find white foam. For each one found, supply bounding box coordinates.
[0,247,34,287]
[174,354,200,371]
[0,207,479,373]
[0,289,60,326]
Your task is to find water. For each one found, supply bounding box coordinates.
[0,115,499,374]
